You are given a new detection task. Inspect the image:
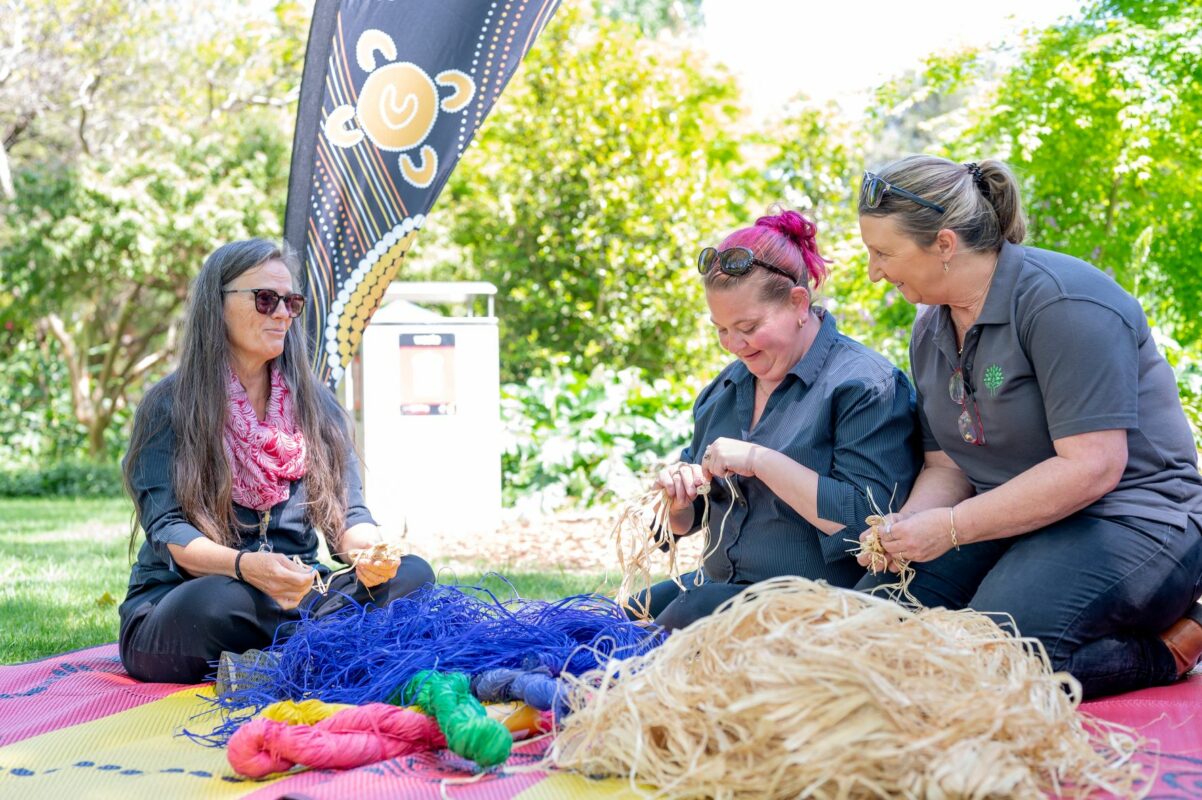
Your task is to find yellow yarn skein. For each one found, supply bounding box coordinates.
[259,698,356,725]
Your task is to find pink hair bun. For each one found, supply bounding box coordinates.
[755,210,829,287]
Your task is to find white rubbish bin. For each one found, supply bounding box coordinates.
[345,281,501,541]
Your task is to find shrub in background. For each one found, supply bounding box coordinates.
[1156,330,1202,448]
[0,461,124,498]
[502,366,697,513]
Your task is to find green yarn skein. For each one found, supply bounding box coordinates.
[399,670,512,768]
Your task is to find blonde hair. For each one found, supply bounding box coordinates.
[859,155,1026,252]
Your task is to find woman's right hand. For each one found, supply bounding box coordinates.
[656,462,709,512]
[239,551,317,610]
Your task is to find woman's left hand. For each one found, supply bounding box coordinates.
[701,437,763,480]
[342,524,401,588]
[355,556,399,588]
[859,507,956,566]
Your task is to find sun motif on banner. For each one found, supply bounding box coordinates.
[323,28,476,188]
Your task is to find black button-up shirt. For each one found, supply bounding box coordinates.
[682,307,921,587]
[119,374,375,623]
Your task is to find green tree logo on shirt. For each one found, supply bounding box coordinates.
[983,364,1004,396]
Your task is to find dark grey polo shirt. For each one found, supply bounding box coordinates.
[911,241,1202,529]
[682,307,921,588]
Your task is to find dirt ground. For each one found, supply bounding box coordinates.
[404,506,705,575]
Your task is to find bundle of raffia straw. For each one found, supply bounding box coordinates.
[613,482,729,620]
[550,576,1147,799]
[347,540,406,565]
[613,488,683,619]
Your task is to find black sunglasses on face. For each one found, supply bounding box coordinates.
[222,288,306,318]
[861,171,946,215]
[697,246,798,283]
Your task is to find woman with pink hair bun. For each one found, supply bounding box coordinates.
[639,207,921,631]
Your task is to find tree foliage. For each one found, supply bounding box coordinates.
[3,0,1202,480]
[434,5,751,382]
[956,0,1202,339]
[0,0,303,460]
[1,121,291,458]
[597,0,704,36]
[501,365,695,512]
[758,101,915,368]
[0,0,170,182]
[0,1,305,170]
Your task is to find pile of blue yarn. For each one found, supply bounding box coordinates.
[194,581,663,746]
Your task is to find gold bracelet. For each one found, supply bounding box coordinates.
[949,506,961,551]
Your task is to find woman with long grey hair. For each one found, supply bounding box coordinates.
[118,239,434,684]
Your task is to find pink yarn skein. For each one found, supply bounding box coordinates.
[227,703,447,778]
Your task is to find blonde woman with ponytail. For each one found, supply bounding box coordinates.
[855,155,1202,698]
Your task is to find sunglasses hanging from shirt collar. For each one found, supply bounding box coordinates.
[949,367,986,446]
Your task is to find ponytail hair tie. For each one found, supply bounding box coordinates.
[964,162,989,196]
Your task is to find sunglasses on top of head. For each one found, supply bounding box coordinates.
[861,171,946,215]
[222,288,306,318]
[697,246,798,283]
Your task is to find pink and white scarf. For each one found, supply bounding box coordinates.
[224,364,307,510]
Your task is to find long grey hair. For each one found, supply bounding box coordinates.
[124,239,352,551]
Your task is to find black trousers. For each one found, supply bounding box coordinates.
[855,514,1202,699]
[631,570,750,631]
[119,555,434,683]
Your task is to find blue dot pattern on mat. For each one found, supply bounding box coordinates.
[0,760,247,782]
[0,663,98,700]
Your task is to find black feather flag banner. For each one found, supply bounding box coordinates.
[283,0,561,385]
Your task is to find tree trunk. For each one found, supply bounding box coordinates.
[87,417,109,460]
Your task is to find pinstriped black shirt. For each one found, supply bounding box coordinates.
[682,307,921,587]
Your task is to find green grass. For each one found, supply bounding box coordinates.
[434,568,616,599]
[0,497,613,664]
[0,497,134,664]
